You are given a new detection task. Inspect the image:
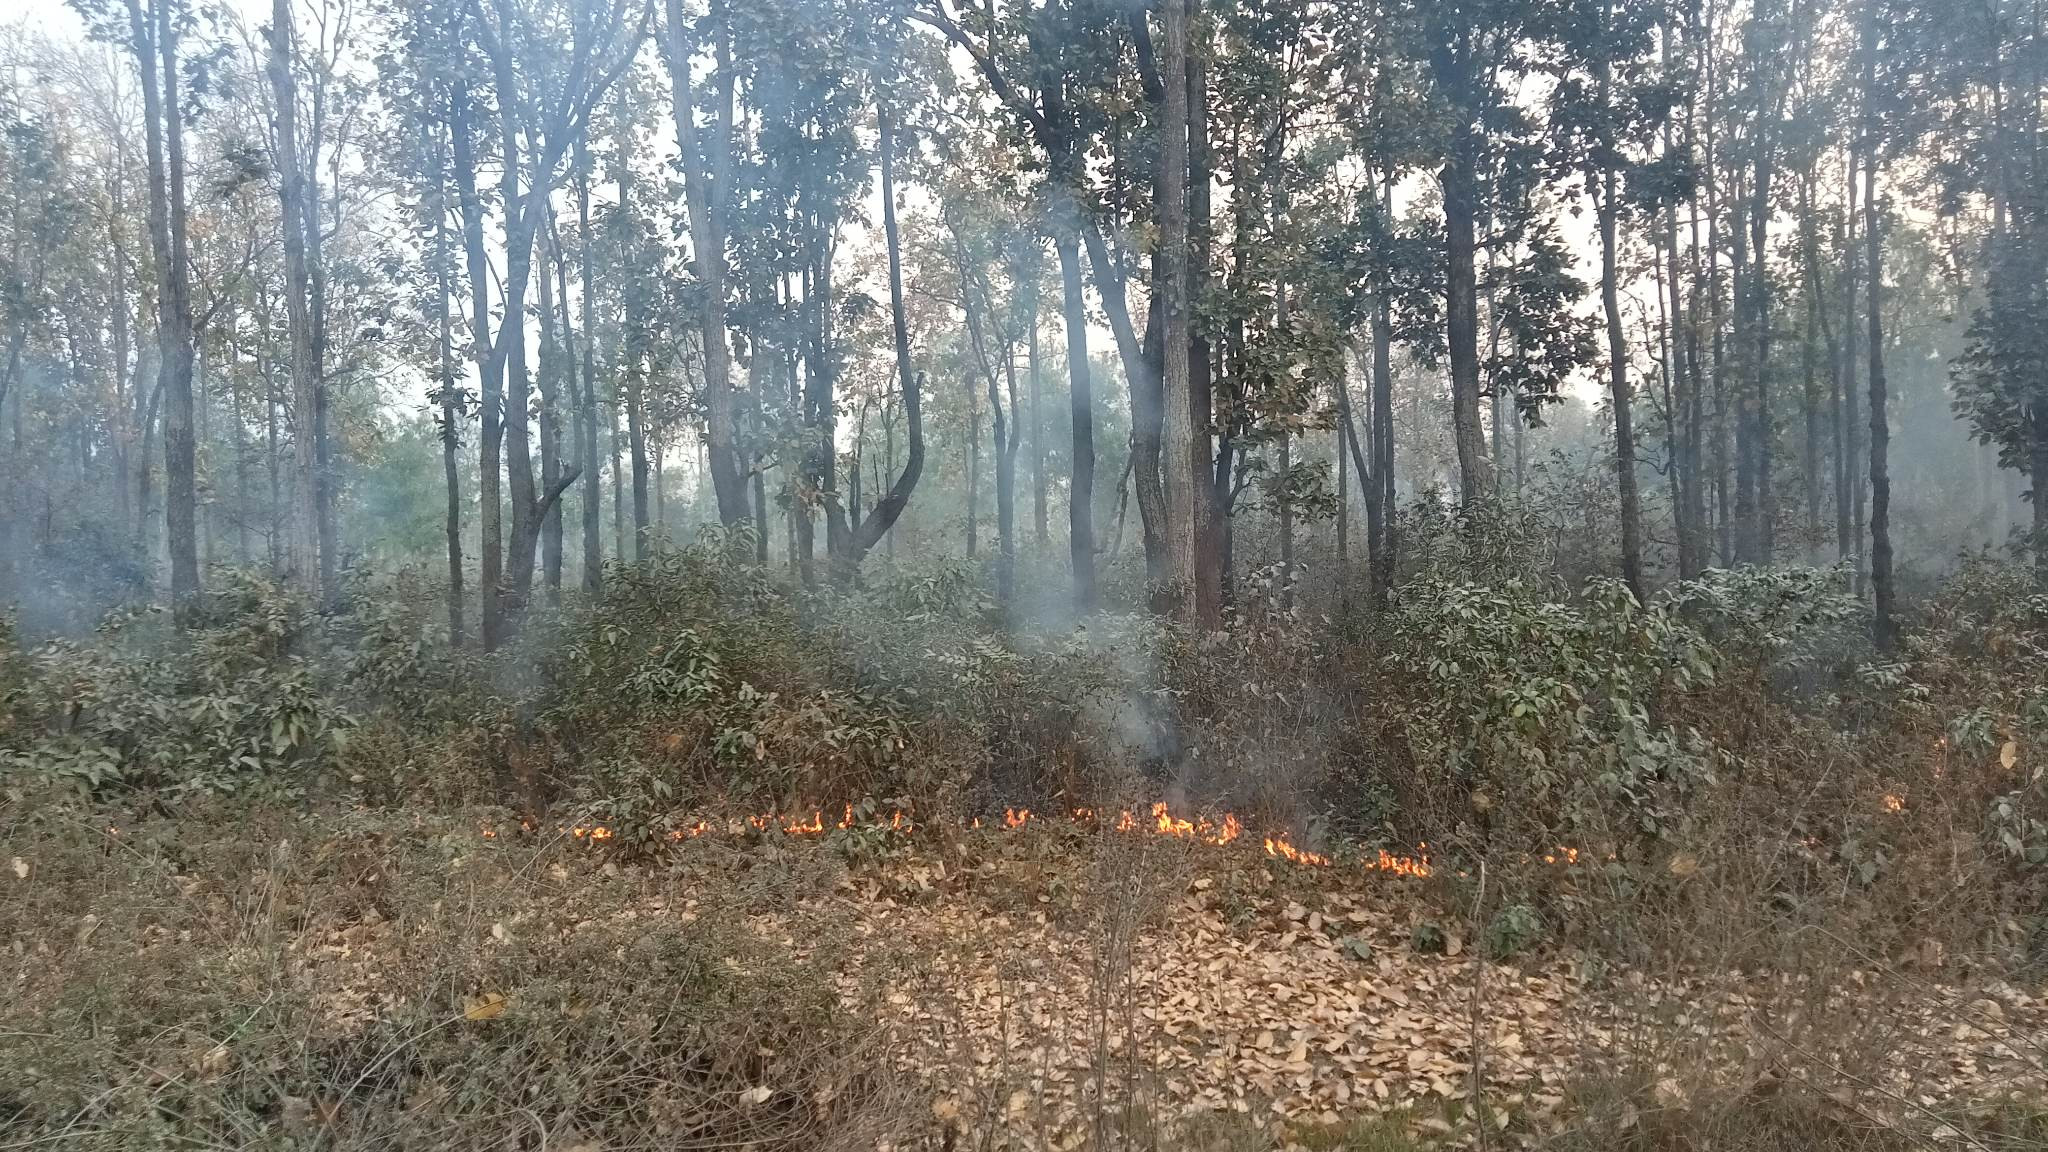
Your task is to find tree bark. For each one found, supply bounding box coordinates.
[1430,21,1492,506]
[450,83,504,645]
[133,0,199,608]
[537,217,565,602]
[834,100,923,572]
[575,152,603,589]
[432,123,465,641]
[1370,171,1396,605]
[615,110,651,558]
[268,0,320,599]
[1442,129,1490,504]
[1862,22,1893,651]
[1597,162,1643,598]
[665,0,748,525]
[1056,220,1095,611]
[1160,0,1211,626]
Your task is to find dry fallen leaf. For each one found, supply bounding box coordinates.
[1668,852,1700,878]
[742,1085,773,1106]
[10,858,26,880]
[2001,740,2018,770]
[463,991,508,1021]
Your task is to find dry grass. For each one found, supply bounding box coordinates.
[0,801,911,1151]
[4,794,2043,1152]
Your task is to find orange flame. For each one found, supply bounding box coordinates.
[482,801,1476,882]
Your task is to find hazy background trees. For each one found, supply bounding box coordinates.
[0,0,2040,647]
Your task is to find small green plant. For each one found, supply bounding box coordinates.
[1411,919,1448,954]
[1485,901,1543,958]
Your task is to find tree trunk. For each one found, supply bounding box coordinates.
[665,0,748,525]
[615,111,651,558]
[304,57,336,607]
[431,123,465,641]
[1030,295,1047,548]
[1747,55,1781,565]
[1841,144,1864,580]
[450,85,504,646]
[134,0,199,608]
[1862,27,1893,651]
[575,154,603,589]
[1186,11,1220,622]
[268,0,320,597]
[1370,172,1396,605]
[1441,119,1491,504]
[537,218,564,601]
[834,99,923,572]
[1056,220,1096,611]
[1597,161,1643,598]
[1160,0,1211,626]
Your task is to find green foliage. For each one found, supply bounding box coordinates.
[1484,901,1543,958]
[1660,566,1868,676]
[1381,573,1716,842]
[0,575,352,799]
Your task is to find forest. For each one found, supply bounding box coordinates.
[1,0,2047,1147]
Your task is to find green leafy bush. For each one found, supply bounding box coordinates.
[1376,575,1716,846]
[1,574,352,799]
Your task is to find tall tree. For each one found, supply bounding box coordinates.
[665,0,749,527]
[128,0,200,606]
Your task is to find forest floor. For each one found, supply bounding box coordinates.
[7,810,2046,1150]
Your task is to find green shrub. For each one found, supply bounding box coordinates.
[1,574,352,799]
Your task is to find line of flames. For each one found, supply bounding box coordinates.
[479,801,1447,878]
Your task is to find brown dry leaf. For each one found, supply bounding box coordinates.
[742,1085,773,1106]
[463,991,508,1021]
[1668,852,1700,878]
[2001,740,2019,770]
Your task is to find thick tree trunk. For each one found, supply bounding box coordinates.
[1160,0,1212,626]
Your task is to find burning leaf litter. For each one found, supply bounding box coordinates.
[482,800,1447,878]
